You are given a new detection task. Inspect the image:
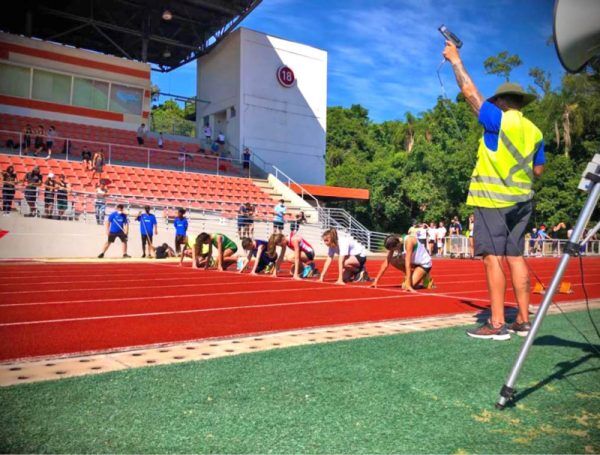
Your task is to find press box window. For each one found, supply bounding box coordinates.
[109,84,143,115]
[73,78,109,110]
[0,63,31,98]
[32,69,71,104]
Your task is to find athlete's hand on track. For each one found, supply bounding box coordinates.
[370,281,378,288]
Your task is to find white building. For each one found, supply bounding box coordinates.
[196,27,327,185]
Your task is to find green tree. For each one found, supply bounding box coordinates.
[483,51,523,81]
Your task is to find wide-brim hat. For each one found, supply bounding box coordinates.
[488,82,537,106]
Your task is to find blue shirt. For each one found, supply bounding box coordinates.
[478,101,545,166]
[252,240,269,259]
[108,211,128,234]
[274,204,286,223]
[174,217,188,236]
[137,213,157,235]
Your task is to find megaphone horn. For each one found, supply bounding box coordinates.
[553,0,600,73]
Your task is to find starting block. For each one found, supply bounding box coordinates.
[559,281,573,294]
[533,282,545,294]
[532,281,573,295]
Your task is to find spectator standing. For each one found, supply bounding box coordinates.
[91,150,105,181]
[33,124,44,156]
[416,223,428,246]
[95,181,108,225]
[157,132,164,149]
[45,126,56,159]
[43,173,57,218]
[136,206,158,258]
[24,166,42,217]
[536,224,550,255]
[217,131,225,145]
[273,199,286,233]
[427,222,437,256]
[436,221,447,256]
[443,40,544,340]
[56,174,69,219]
[203,124,212,142]
[237,202,249,238]
[245,202,255,238]
[22,124,32,153]
[467,214,475,258]
[136,123,147,145]
[243,147,251,170]
[2,165,18,215]
[449,216,462,255]
[290,211,307,233]
[173,208,189,254]
[98,204,130,258]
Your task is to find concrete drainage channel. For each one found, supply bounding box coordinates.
[1,300,597,387]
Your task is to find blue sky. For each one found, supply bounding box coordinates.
[153,0,565,123]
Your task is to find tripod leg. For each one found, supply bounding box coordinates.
[496,182,600,409]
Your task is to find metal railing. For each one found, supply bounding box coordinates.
[0,129,259,178]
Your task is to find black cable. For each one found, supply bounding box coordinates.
[578,254,600,340]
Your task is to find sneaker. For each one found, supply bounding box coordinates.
[97,253,104,258]
[141,254,146,258]
[354,270,372,282]
[422,273,435,289]
[263,263,274,274]
[508,321,531,337]
[466,322,510,341]
[123,254,131,258]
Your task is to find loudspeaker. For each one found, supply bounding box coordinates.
[553,0,600,73]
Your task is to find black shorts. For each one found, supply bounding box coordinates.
[473,200,532,257]
[273,220,284,230]
[46,141,53,149]
[414,264,432,273]
[255,254,275,273]
[237,217,248,228]
[355,254,367,269]
[141,234,153,245]
[137,137,144,145]
[44,192,54,204]
[108,232,128,243]
[304,250,315,261]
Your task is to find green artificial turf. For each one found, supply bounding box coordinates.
[1,310,599,454]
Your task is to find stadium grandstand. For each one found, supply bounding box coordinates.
[0,0,375,259]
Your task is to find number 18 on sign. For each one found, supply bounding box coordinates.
[277,66,296,88]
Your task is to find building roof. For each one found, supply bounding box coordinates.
[289,183,370,201]
[0,0,261,72]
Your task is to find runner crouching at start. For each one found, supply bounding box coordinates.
[239,237,277,275]
[269,232,317,279]
[371,234,434,292]
[319,228,370,285]
[196,232,238,271]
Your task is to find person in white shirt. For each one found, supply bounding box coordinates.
[203,125,212,141]
[427,222,437,255]
[436,221,447,256]
[416,223,428,246]
[217,131,225,144]
[319,228,369,285]
[157,132,164,149]
[371,234,434,292]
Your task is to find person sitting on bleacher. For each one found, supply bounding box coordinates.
[45,126,56,160]
[81,147,93,170]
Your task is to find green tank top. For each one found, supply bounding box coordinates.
[212,233,237,252]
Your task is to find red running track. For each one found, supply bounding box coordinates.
[0,257,599,361]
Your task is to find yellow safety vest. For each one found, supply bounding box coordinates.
[467,109,543,208]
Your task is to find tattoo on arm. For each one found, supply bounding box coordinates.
[451,61,484,115]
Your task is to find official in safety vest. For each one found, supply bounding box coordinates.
[443,40,545,341]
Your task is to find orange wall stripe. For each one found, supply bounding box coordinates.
[0,94,124,122]
[0,42,150,80]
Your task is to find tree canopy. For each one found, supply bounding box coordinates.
[325,61,600,234]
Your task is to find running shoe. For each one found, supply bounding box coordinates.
[123,254,131,258]
[263,264,274,274]
[508,321,531,337]
[302,263,316,278]
[466,322,510,341]
[354,270,372,282]
[97,253,104,258]
[422,273,436,289]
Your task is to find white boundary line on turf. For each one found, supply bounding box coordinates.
[0,293,419,327]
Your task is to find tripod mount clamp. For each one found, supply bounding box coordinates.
[578,153,600,192]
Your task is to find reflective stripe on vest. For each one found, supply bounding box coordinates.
[466,110,542,208]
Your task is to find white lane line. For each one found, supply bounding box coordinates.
[0,277,280,295]
[0,285,384,308]
[0,293,423,327]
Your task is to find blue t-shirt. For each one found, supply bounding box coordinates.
[274,204,286,223]
[478,101,545,166]
[174,217,188,236]
[108,211,128,234]
[138,213,157,235]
